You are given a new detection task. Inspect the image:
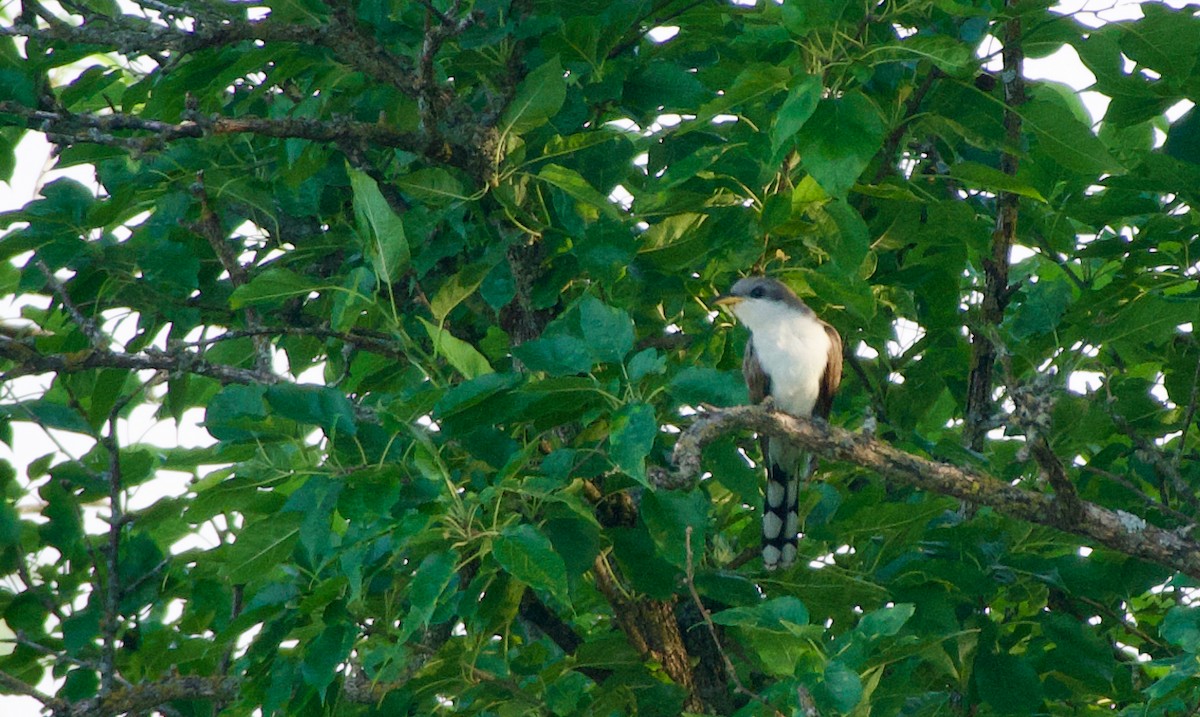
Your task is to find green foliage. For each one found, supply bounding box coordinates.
[1,0,1200,716]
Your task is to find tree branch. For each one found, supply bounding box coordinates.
[0,337,282,386]
[963,9,1025,451]
[684,526,787,717]
[668,405,1200,579]
[0,669,67,712]
[0,102,490,182]
[99,413,122,696]
[63,676,239,717]
[1,17,420,97]
[34,260,109,350]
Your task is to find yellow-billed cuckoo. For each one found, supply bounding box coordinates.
[716,277,843,570]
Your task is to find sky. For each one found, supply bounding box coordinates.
[0,0,1196,713]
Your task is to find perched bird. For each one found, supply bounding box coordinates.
[716,277,843,570]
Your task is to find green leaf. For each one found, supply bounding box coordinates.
[688,63,791,131]
[974,650,1043,714]
[711,596,810,633]
[502,57,567,136]
[395,167,466,204]
[301,619,355,693]
[609,402,657,485]
[1164,106,1200,166]
[204,384,269,442]
[771,75,822,153]
[492,524,569,605]
[899,35,973,75]
[538,164,622,221]
[822,661,863,713]
[264,384,357,437]
[855,603,915,640]
[627,348,666,382]
[229,268,318,309]
[223,513,302,584]
[624,62,709,115]
[545,671,592,716]
[419,317,494,379]
[399,551,458,639]
[350,168,409,283]
[949,161,1046,202]
[579,295,634,363]
[795,92,885,197]
[430,261,493,323]
[1022,97,1122,175]
[641,489,708,567]
[512,335,594,375]
[667,367,749,407]
[0,400,93,435]
[1162,606,1200,652]
[1118,3,1200,81]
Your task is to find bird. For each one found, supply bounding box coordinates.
[715,276,843,570]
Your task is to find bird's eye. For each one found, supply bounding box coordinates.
[749,287,765,299]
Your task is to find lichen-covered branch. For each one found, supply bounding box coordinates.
[0,337,283,386]
[0,101,492,181]
[1,16,419,96]
[669,405,1200,579]
[963,9,1025,450]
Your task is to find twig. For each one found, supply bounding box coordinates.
[1108,407,1200,515]
[35,259,108,350]
[0,669,66,712]
[1080,465,1194,527]
[14,632,118,677]
[1176,350,1200,467]
[189,172,271,374]
[684,526,788,717]
[180,326,406,360]
[99,413,123,696]
[416,0,469,136]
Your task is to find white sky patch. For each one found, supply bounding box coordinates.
[1067,371,1103,394]
[609,185,635,210]
[647,26,679,43]
[888,318,925,357]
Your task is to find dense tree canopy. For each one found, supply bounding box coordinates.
[2,0,1200,714]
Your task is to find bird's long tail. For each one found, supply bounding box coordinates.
[762,452,814,570]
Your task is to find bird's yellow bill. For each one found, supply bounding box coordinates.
[714,295,743,307]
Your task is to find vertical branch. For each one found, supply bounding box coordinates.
[1176,351,1200,467]
[963,9,1025,451]
[100,413,123,696]
[683,527,789,717]
[36,259,108,350]
[190,172,273,374]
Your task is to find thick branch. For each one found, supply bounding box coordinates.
[63,676,238,717]
[2,17,419,96]
[0,102,489,181]
[670,405,1200,579]
[0,337,282,386]
[963,11,1025,450]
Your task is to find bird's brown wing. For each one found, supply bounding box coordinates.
[743,337,773,472]
[743,338,770,404]
[813,320,843,419]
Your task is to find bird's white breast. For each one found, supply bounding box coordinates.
[735,300,831,417]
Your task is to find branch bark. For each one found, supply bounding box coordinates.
[963,10,1025,451]
[668,405,1200,579]
[0,337,282,386]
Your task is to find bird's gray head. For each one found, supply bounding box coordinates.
[717,276,809,310]
[715,276,812,331]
